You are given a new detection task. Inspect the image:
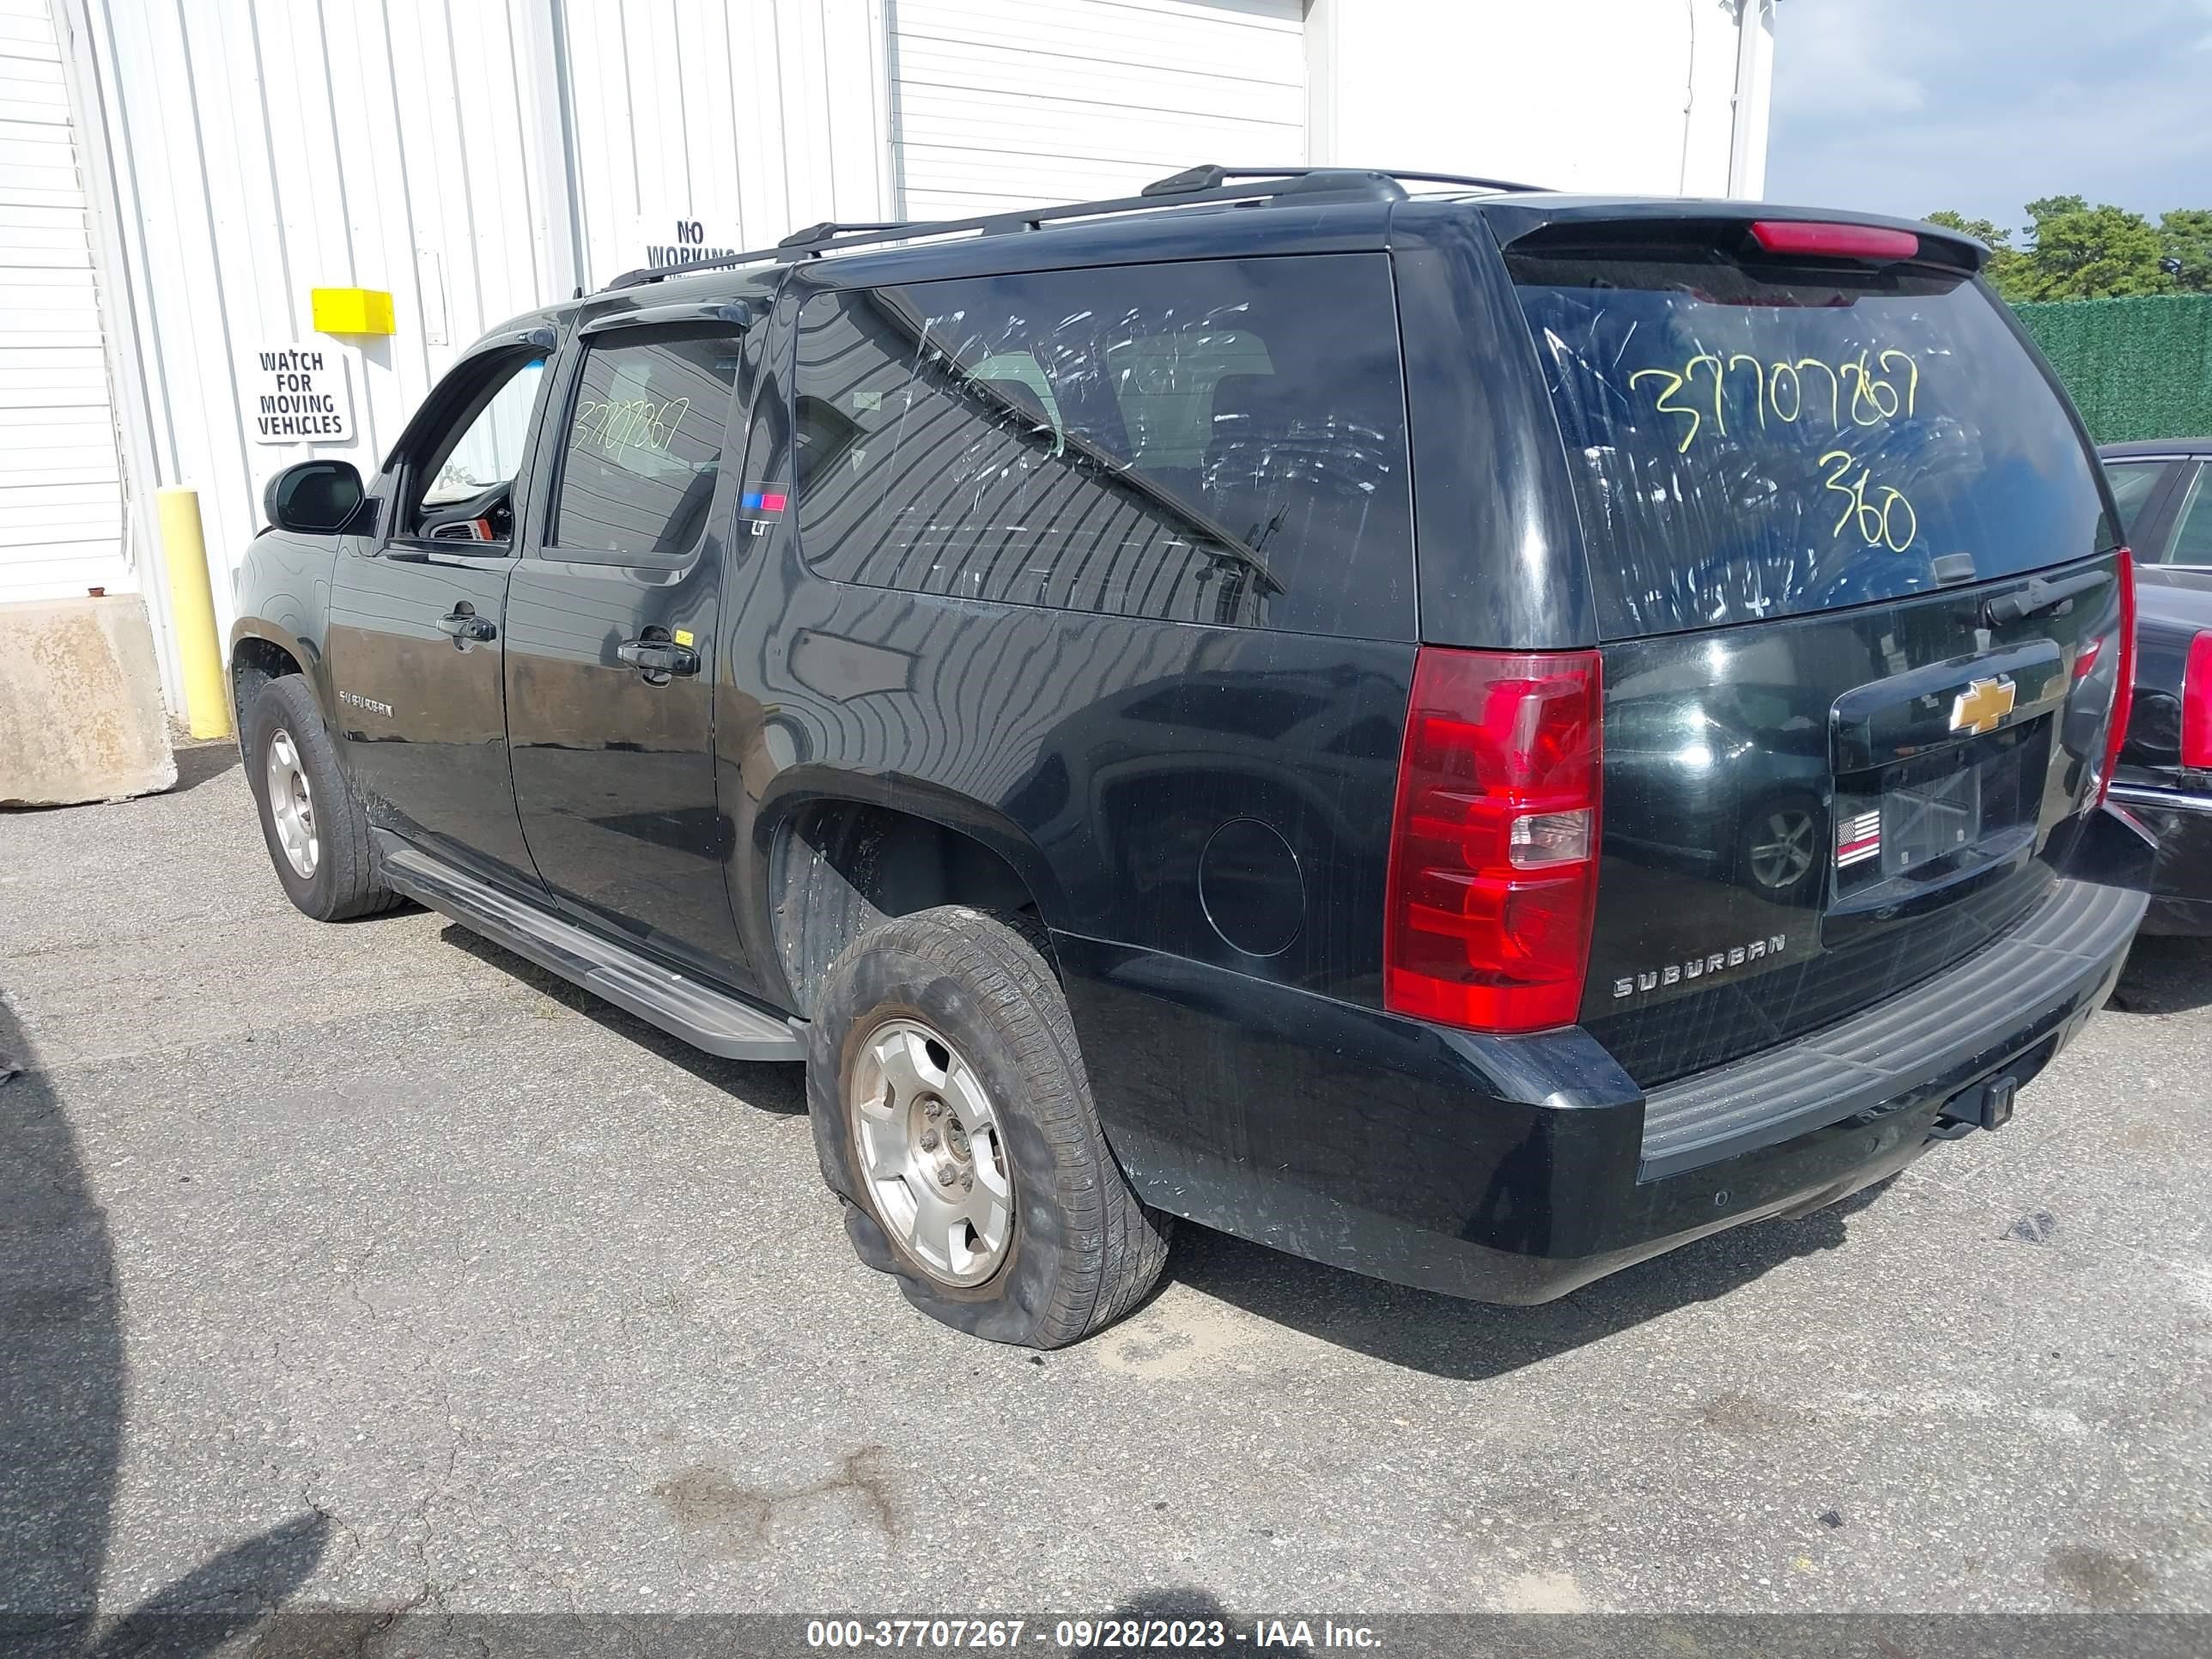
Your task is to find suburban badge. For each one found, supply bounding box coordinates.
[1613,934,1788,1000]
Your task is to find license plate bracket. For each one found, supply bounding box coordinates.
[1882,766,1984,875]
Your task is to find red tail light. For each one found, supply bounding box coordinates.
[1384,647,1602,1034]
[2094,549,2136,807]
[2184,632,2212,770]
[1748,220,1920,261]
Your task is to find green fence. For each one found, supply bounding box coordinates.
[2011,294,2212,444]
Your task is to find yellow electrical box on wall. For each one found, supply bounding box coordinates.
[310,287,396,335]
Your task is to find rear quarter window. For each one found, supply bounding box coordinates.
[790,254,1415,637]
[1508,245,2111,639]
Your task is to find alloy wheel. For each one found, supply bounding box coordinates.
[847,1018,1015,1286]
[264,729,319,879]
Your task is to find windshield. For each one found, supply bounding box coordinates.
[1508,249,2112,639]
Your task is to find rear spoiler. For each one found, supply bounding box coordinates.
[1478,201,1986,274]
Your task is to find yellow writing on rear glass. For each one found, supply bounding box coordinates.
[1819,447,1918,550]
[1633,348,1923,453]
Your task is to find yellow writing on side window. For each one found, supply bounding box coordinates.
[571,396,690,460]
[1628,348,1922,453]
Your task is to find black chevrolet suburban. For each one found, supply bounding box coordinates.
[230,167,2153,1347]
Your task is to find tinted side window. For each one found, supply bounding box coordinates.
[2102,460,2169,539]
[394,351,548,544]
[2167,469,2212,566]
[550,325,741,559]
[791,255,1414,637]
[420,360,544,512]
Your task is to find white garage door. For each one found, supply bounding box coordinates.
[0,0,125,605]
[890,0,1306,221]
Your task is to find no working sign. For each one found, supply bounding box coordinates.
[245,344,354,443]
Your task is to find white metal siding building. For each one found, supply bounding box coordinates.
[0,0,124,605]
[13,0,1775,708]
[887,0,1309,218]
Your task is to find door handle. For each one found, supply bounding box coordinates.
[436,605,496,643]
[618,638,700,678]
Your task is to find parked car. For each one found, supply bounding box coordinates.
[2100,439,2212,933]
[230,167,2152,1348]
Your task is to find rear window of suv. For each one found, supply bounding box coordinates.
[1506,235,2112,639]
[791,254,1415,637]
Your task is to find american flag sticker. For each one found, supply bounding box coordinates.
[741,486,789,514]
[1835,809,1882,869]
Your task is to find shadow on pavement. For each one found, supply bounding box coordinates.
[1171,1181,1889,1382]
[429,893,1885,1378]
[436,923,807,1114]
[167,742,241,796]
[0,998,328,1659]
[2109,933,2212,1018]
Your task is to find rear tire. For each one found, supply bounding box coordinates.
[806,906,1170,1347]
[244,675,400,922]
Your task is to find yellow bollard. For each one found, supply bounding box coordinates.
[157,486,232,740]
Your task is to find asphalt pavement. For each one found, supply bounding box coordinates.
[3,746,2208,1650]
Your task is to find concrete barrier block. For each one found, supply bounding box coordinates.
[0,595,179,807]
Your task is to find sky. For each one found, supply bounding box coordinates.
[1765,0,2212,235]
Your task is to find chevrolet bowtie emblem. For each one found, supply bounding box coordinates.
[1950,675,2017,736]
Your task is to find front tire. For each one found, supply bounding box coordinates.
[244,675,398,921]
[806,906,1170,1347]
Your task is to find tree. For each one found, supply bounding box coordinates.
[2159,209,2212,293]
[2014,196,2173,300]
[1924,210,2027,299]
[1923,210,2009,246]
[1924,198,2182,301]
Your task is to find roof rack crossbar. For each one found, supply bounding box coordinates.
[778,219,909,250]
[1379,167,1552,194]
[599,162,1550,292]
[1141,163,1548,198]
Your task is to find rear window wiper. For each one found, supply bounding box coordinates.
[1983,568,2107,629]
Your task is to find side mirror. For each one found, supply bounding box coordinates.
[264,459,369,535]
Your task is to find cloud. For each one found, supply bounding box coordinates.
[1776,0,1932,117]
[1768,0,2212,222]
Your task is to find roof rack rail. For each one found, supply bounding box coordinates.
[1141,163,1548,198]
[1138,164,1388,200]
[778,219,908,249]
[1383,167,1552,194]
[599,163,1548,292]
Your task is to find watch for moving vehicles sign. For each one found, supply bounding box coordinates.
[245,344,354,444]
